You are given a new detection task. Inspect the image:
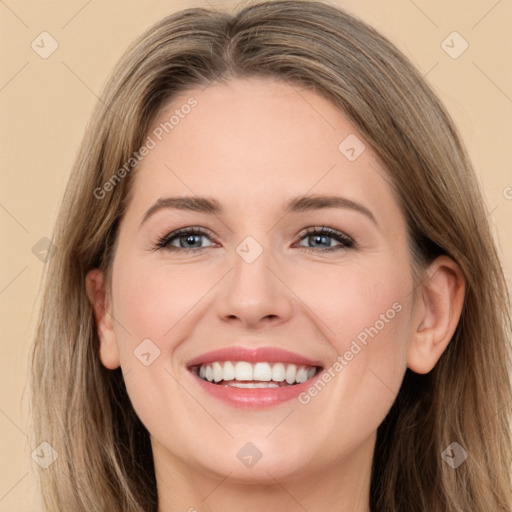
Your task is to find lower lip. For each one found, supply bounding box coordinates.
[190,371,319,409]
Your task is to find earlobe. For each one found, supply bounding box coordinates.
[407,255,466,374]
[85,269,121,370]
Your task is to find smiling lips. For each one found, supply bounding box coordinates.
[193,361,318,387]
[187,346,324,408]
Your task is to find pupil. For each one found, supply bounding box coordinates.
[185,235,199,247]
[313,235,328,246]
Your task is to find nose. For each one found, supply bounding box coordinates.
[216,246,294,330]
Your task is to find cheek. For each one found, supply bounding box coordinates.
[331,271,409,360]
[111,259,212,355]
[292,257,411,356]
[291,266,412,453]
[295,257,413,405]
[108,261,202,437]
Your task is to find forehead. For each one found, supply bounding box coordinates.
[127,77,402,230]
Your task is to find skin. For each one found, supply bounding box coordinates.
[86,77,465,512]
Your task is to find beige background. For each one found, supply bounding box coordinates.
[1,0,510,509]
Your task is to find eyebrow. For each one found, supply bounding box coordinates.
[141,194,378,227]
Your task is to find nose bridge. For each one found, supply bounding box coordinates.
[216,234,293,327]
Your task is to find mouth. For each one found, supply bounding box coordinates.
[186,346,324,409]
[190,361,322,388]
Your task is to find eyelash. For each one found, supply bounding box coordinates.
[154,226,355,254]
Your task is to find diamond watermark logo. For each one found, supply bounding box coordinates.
[32,237,57,263]
[31,32,59,59]
[236,236,263,264]
[237,442,263,468]
[31,441,58,469]
[134,338,161,366]
[338,134,366,161]
[441,32,468,59]
[441,442,468,469]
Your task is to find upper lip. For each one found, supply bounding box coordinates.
[187,346,323,368]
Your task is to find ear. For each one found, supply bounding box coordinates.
[407,255,465,374]
[85,269,120,370]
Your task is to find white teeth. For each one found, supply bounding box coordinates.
[223,361,235,380]
[212,362,223,383]
[235,361,253,381]
[195,361,319,386]
[295,367,309,384]
[285,364,296,384]
[271,362,286,382]
[253,362,272,381]
[229,382,280,388]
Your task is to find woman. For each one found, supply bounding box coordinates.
[29,1,512,510]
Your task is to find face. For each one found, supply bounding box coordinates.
[94,77,420,483]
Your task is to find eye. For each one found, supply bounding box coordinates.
[153,225,355,254]
[155,227,217,252]
[294,226,355,253]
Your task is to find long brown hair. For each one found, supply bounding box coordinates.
[29,1,512,510]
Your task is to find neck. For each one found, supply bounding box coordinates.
[154,433,375,512]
